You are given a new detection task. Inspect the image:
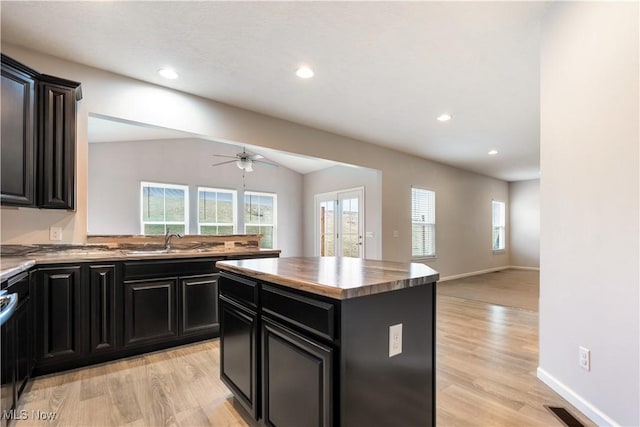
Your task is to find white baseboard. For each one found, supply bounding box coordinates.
[537,367,619,426]
[439,266,509,282]
[508,265,540,271]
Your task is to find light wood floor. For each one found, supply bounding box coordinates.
[15,270,594,427]
[438,269,539,311]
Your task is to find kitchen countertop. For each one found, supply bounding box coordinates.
[0,246,280,282]
[216,256,439,300]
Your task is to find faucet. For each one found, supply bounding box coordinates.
[164,228,183,250]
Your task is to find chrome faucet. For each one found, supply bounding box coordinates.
[164,228,183,250]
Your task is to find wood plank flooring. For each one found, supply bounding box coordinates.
[438,269,539,311]
[14,270,594,426]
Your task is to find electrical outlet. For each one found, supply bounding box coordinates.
[49,227,62,241]
[389,323,403,357]
[224,241,235,249]
[579,346,590,371]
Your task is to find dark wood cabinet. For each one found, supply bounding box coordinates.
[219,295,258,419]
[0,55,36,207]
[262,318,333,427]
[180,274,219,335]
[37,78,78,209]
[123,278,177,347]
[34,266,84,363]
[0,54,81,209]
[89,265,117,354]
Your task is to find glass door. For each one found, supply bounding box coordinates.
[316,188,364,258]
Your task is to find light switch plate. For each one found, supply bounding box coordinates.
[389,323,403,357]
[49,227,62,241]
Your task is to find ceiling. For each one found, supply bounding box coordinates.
[87,115,341,175]
[1,1,549,181]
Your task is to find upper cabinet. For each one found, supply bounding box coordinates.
[0,54,81,210]
[1,55,36,206]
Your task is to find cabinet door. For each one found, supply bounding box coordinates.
[37,80,77,210]
[34,267,83,361]
[262,318,333,427]
[219,296,258,419]
[89,265,117,353]
[180,274,218,335]
[124,278,177,347]
[1,56,35,206]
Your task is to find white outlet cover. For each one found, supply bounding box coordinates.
[389,323,403,357]
[579,346,590,371]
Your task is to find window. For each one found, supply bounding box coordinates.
[411,187,436,257]
[198,187,237,235]
[244,191,277,249]
[140,182,188,235]
[492,200,506,251]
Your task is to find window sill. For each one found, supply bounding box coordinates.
[492,249,506,254]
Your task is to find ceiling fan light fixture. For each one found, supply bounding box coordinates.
[236,158,253,171]
[488,149,498,156]
[437,113,452,122]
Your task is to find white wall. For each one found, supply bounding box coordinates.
[88,138,303,256]
[0,44,509,277]
[509,179,539,268]
[539,3,639,426]
[303,165,382,259]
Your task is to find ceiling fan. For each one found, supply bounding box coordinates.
[212,148,278,172]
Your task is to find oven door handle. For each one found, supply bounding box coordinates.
[0,293,19,327]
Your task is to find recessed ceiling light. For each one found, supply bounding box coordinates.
[296,65,314,79]
[488,150,499,156]
[437,114,452,122]
[158,68,179,79]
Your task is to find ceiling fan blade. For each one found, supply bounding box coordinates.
[249,154,264,160]
[211,160,236,167]
[213,154,237,159]
[254,159,279,168]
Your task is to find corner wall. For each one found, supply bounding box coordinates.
[539,2,639,425]
[509,179,539,268]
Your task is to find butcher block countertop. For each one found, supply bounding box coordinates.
[216,256,439,300]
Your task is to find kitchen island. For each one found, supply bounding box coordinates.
[216,256,439,427]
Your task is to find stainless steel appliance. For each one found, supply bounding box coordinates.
[1,272,24,427]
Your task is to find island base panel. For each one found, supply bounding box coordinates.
[341,284,435,427]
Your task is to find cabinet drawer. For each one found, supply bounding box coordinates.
[123,258,218,280]
[262,284,336,341]
[219,273,258,309]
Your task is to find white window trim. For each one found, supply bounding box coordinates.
[492,200,506,252]
[140,181,189,235]
[411,186,436,259]
[244,190,277,249]
[197,187,237,234]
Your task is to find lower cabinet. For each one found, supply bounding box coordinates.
[181,274,219,335]
[123,278,178,347]
[89,265,117,354]
[33,266,84,364]
[219,272,336,426]
[262,318,333,427]
[219,296,258,419]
